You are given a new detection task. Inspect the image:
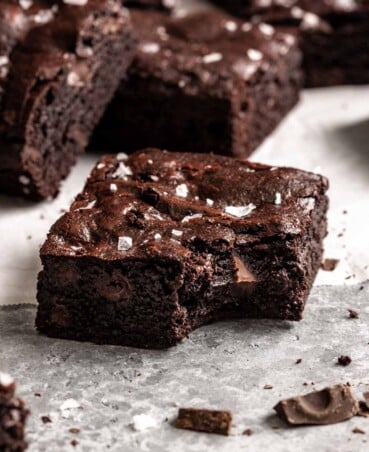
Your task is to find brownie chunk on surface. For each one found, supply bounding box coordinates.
[175,408,232,435]
[0,0,136,200]
[0,373,29,452]
[36,149,328,349]
[210,0,369,87]
[92,10,302,157]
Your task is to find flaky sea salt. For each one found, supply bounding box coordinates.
[172,229,183,237]
[175,183,188,198]
[203,52,223,64]
[274,192,282,205]
[112,162,133,179]
[182,213,203,223]
[131,414,158,432]
[118,236,133,251]
[224,204,256,218]
[206,198,214,207]
[247,49,263,61]
[63,0,88,5]
[0,372,14,388]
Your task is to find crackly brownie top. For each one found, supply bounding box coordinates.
[0,0,130,123]
[42,148,328,260]
[243,0,369,31]
[127,10,300,98]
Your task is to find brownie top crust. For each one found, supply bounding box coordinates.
[41,148,328,261]
[0,0,130,134]
[127,10,300,97]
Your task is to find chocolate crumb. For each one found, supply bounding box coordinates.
[243,428,253,436]
[321,258,339,271]
[295,358,302,364]
[274,384,359,425]
[34,392,41,397]
[264,384,273,390]
[303,382,308,386]
[271,425,280,430]
[69,428,80,434]
[348,309,359,319]
[175,408,232,435]
[357,401,369,417]
[359,286,364,291]
[353,427,365,434]
[41,415,52,424]
[71,439,79,447]
[338,355,352,366]
[343,210,347,214]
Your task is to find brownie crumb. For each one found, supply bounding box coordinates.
[295,358,302,364]
[321,258,339,271]
[338,355,352,366]
[359,286,364,291]
[353,427,366,434]
[69,428,80,434]
[243,428,253,436]
[357,401,369,418]
[71,439,79,447]
[264,384,273,390]
[34,392,41,397]
[348,309,359,319]
[175,408,232,435]
[41,415,52,424]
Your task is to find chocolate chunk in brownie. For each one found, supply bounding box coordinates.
[0,0,136,200]
[274,384,359,425]
[92,9,302,158]
[210,0,369,87]
[36,148,328,349]
[0,372,29,452]
[175,408,232,435]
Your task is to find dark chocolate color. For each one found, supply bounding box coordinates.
[0,373,29,452]
[0,0,136,200]
[210,0,369,87]
[36,148,328,348]
[92,9,302,157]
[175,408,232,435]
[274,384,359,425]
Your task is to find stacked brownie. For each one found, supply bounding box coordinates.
[36,149,328,348]
[92,10,302,157]
[0,373,29,452]
[0,0,136,200]
[209,0,369,86]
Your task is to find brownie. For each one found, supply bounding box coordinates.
[0,373,29,452]
[91,10,302,158]
[175,408,232,435]
[123,0,175,11]
[210,0,369,87]
[36,148,328,349]
[0,0,136,200]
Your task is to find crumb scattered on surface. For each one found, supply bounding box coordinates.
[41,416,52,424]
[338,355,352,366]
[34,392,41,397]
[69,428,80,434]
[348,309,359,319]
[353,427,365,434]
[321,258,339,271]
[243,428,253,436]
[175,408,232,435]
[296,358,302,364]
[71,439,79,447]
[264,384,273,390]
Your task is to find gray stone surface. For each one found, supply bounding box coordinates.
[1,282,369,451]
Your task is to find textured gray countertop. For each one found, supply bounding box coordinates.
[1,282,369,452]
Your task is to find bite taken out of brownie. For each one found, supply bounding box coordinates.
[36,149,329,349]
[0,0,136,201]
[0,372,29,452]
[91,9,302,158]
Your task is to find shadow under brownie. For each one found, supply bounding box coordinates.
[91,9,302,157]
[0,0,136,200]
[36,148,328,349]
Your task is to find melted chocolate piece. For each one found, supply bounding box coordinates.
[274,384,359,425]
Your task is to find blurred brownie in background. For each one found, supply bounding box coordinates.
[209,0,369,87]
[123,0,176,11]
[91,10,302,157]
[0,372,29,452]
[0,0,136,200]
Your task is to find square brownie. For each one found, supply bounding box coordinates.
[0,373,29,452]
[91,10,302,157]
[36,148,328,349]
[0,0,136,200]
[209,0,369,87]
